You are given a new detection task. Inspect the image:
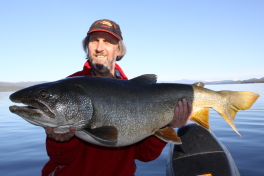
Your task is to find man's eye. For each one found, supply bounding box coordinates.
[105,40,114,44]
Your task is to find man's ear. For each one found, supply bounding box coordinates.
[116,49,121,60]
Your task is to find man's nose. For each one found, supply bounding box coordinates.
[96,41,104,52]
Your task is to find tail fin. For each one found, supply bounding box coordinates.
[215,91,260,136]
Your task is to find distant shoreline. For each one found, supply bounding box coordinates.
[0,86,25,92]
[206,80,264,85]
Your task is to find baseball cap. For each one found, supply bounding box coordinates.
[87,19,123,40]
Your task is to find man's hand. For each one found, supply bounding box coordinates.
[45,126,76,142]
[169,99,193,128]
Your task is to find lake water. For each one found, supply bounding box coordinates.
[0,83,263,176]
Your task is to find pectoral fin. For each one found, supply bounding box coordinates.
[83,126,118,146]
[154,127,182,144]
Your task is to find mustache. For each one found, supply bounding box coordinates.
[93,52,107,57]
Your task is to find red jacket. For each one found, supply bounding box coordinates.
[42,61,167,176]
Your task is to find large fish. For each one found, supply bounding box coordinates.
[9,75,259,147]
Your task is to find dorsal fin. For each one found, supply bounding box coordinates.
[193,82,205,87]
[130,74,157,84]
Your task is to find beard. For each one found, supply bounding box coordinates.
[92,62,108,73]
[89,53,114,74]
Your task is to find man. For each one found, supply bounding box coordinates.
[42,19,193,176]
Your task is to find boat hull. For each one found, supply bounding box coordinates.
[166,124,240,176]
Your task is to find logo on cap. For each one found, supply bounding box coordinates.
[100,20,112,27]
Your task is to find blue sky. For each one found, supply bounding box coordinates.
[1,0,263,82]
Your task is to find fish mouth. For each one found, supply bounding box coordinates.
[9,101,55,119]
[9,105,56,127]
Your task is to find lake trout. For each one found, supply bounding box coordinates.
[9,75,259,147]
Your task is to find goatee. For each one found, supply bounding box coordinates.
[93,63,108,73]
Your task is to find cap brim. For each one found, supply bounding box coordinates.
[88,29,121,40]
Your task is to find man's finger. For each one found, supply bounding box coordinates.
[174,106,179,119]
[178,100,183,117]
[187,102,193,121]
[183,99,188,116]
[45,127,53,134]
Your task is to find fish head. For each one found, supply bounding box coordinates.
[9,78,93,128]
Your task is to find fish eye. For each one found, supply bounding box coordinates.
[39,91,49,98]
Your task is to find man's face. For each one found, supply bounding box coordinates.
[88,31,120,74]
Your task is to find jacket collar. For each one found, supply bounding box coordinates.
[83,60,128,80]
